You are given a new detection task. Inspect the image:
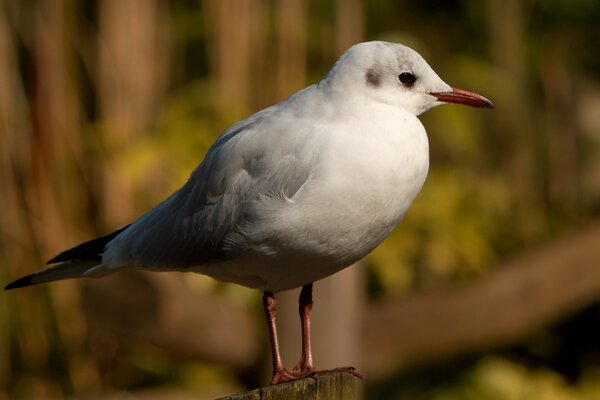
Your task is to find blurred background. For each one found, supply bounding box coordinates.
[1,0,600,399]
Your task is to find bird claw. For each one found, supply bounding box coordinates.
[271,368,317,385]
[270,366,364,385]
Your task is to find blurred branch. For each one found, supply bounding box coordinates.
[83,272,261,369]
[364,221,600,379]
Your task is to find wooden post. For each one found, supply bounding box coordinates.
[216,372,357,400]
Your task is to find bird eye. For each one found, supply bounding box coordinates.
[398,72,416,86]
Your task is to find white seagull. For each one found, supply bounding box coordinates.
[5,41,493,384]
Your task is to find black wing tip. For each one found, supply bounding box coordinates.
[46,253,71,265]
[45,225,130,265]
[45,247,85,265]
[46,257,57,265]
[4,274,36,290]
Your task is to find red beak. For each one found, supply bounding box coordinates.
[430,87,494,109]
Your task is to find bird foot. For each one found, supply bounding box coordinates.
[270,366,364,385]
[271,368,317,385]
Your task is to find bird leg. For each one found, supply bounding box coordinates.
[263,291,317,384]
[293,283,316,373]
[263,291,285,381]
[263,288,363,385]
[292,283,364,379]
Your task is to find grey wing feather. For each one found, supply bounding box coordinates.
[104,104,314,270]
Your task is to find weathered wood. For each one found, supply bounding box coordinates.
[216,372,357,400]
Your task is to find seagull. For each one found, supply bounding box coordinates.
[5,41,493,384]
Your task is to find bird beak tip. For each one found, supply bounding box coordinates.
[482,101,495,109]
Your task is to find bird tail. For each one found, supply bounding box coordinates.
[4,225,129,290]
[4,261,100,290]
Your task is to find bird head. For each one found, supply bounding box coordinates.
[322,41,493,116]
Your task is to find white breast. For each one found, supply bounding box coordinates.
[298,105,430,260]
[216,104,430,292]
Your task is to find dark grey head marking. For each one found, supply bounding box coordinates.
[365,67,381,87]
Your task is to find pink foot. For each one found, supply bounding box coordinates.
[271,366,364,385]
[271,368,317,385]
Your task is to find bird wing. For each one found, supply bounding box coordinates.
[102,102,318,271]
